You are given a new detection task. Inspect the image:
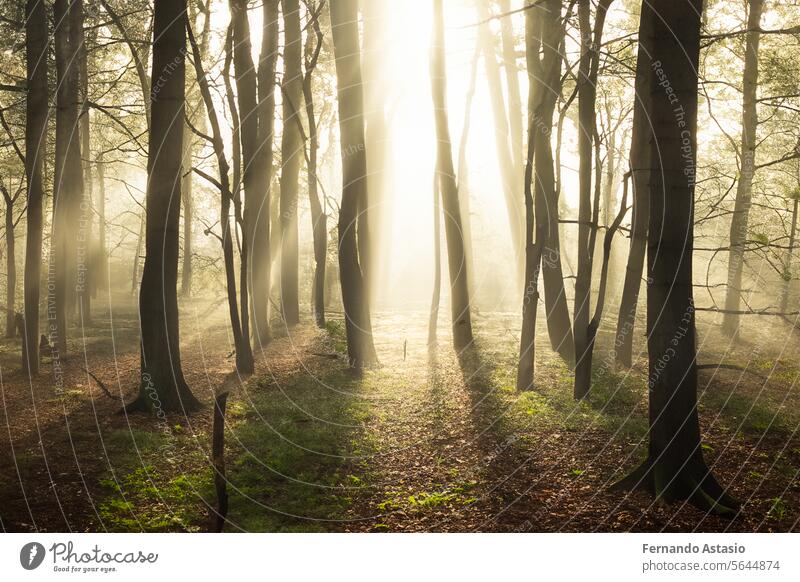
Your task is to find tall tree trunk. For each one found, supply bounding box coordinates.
[78,14,92,323]
[722,0,763,336]
[303,2,327,328]
[428,175,441,346]
[252,0,279,344]
[130,0,199,413]
[573,0,612,400]
[613,0,738,515]
[52,0,84,357]
[329,0,378,368]
[2,185,16,338]
[431,0,473,351]
[518,0,563,391]
[362,0,389,303]
[23,0,48,373]
[780,196,798,313]
[230,0,273,344]
[279,0,303,327]
[614,2,653,369]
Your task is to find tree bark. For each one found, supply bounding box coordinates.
[303,2,327,328]
[230,0,273,343]
[23,0,48,373]
[430,0,474,352]
[52,0,85,357]
[329,0,378,368]
[130,0,199,412]
[613,0,738,515]
[253,0,279,344]
[614,2,653,369]
[187,20,253,374]
[1,184,16,338]
[518,0,563,391]
[722,0,763,336]
[279,0,303,328]
[573,0,612,399]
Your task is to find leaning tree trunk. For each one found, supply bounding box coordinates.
[518,0,563,391]
[279,0,303,328]
[614,1,653,369]
[431,0,474,352]
[722,0,763,336]
[330,0,378,368]
[130,0,199,413]
[22,0,47,373]
[613,0,738,515]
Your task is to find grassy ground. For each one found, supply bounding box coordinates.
[1,300,799,532]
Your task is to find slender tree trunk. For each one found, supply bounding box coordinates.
[53,0,84,357]
[77,6,91,323]
[187,20,253,374]
[614,3,653,369]
[780,196,798,313]
[97,152,107,294]
[574,0,612,399]
[613,0,738,515]
[130,0,199,412]
[431,0,473,351]
[722,0,763,336]
[252,0,279,344]
[2,186,16,338]
[23,0,48,373]
[518,0,563,391]
[329,0,378,368]
[428,175,441,346]
[456,42,480,296]
[230,0,273,344]
[279,0,303,327]
[362,0,389,302]
[303,4,327,328]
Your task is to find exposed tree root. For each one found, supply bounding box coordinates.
[612,457,740,517]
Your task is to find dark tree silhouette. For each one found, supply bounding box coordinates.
[130,0,199,412]
[613,0,738,515]
[22,0,48,373]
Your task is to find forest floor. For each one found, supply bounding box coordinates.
[1,295,799,532]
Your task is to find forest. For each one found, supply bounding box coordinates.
[0,0,799,533]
